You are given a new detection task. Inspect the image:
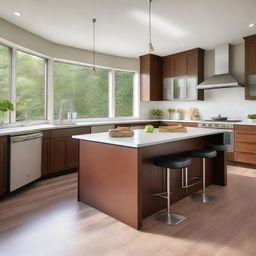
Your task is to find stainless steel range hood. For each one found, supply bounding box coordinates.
[197,44,241,89]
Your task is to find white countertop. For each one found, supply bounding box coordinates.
[73,127,224,148]
[0,118,255,136]
[0,119,156,136]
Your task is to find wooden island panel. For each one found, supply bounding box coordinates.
[78,133,226,230]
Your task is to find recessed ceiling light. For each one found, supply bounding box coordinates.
[249,23,255,28]
[13,11,22,16]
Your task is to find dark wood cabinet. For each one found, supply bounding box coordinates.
[0,136,8,196]
[41,127,91,176]
[173,52,187,77]
[140,54,163,101]
[244,35,256,99]
[41,131,51,176]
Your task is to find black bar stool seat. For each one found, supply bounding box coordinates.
[207,144,228,152]
[187,148,217,203]
[153,156,191,226]
[154,157,191,169]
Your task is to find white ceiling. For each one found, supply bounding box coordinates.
[0,0,255,58]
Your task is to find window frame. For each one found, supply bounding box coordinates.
[0,39,140,126]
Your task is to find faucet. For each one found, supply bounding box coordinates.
[58,98,73,122]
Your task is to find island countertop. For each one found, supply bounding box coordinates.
[73,127,224,148]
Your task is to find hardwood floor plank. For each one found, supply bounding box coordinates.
[0,166,256,256]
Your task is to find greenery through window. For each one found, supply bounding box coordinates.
[16,51,46,121]
[115,71,134,117]
[0,44,10,121]
[54,62,109,119]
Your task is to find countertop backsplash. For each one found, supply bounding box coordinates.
[140,87,255,121]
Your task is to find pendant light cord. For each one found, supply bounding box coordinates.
[93,18,96,70]
[149,0,152,45]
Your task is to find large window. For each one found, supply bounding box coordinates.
[0,44,10,121]
[115,71,134,117]
[16,51,46,121]
[54,62,109,119]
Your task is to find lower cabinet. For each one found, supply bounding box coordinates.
[234,125,256,165]
[42,127,91,176]
[0,136,8,196]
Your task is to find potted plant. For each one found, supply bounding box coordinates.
[167,108,175,120]
[247,114,256,123]
[0,99,14,126]
[151,109,163,120]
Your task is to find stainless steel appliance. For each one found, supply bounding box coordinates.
[10,133,42,192]
[198,122,237,152]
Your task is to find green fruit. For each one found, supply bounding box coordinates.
[144,125,154,133]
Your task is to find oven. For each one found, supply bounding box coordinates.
[198,123,234,152]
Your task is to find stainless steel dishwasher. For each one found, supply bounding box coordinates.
[10,133,43,192]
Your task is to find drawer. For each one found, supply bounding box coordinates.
[51,127,91,138]
[235,125,256,134]
[235,142,256,153]
[236,133,256,143]
[42,130,51,140]
[234,152,256,164]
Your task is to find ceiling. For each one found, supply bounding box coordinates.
[0,0,255,58]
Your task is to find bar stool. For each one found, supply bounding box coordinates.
[207,144,228,152]
[187,149,217,203]
[154,156,191,225]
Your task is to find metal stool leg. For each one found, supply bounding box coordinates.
[191,158,216,203]
[156,168,186,225]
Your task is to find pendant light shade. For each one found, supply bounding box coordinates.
[148,0,155,53]
[92,18,97,77]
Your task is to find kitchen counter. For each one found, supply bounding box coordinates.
[0,118,255,136]
[76,127,226,229]
[73,127,224,148]
[0,119,156,136]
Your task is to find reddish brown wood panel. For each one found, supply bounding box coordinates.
[66,137,79,169]
[79,141,141,229]
[173,52,187,77]
[50,137,67,173]
[235,142,256,153]
[235,125,256,134]
[234,152,256,164]
[162,55,173,78]
[41,136,51,176]
[236,133,256,143]
[0,136,8,196]
[140,54,163,101]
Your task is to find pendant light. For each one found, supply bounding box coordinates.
[92,18,97,77]
[148,0,155,52]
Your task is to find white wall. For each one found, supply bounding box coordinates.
[0,18,139,71]
[140,43,256,121]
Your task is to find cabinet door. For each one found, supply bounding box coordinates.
[42,139,51,176]
[50,137,67,173]
[247,41,256,74]
[66,137,79,169]
[173,52,186,77]
[0,137,7,196]
[187,50,197,75]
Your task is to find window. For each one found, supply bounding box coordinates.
[0,44,10,121]
[54,62,109,119]
[16,51,46,121]
[115,71,134,117]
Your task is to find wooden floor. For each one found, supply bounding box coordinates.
[0,166,256,256]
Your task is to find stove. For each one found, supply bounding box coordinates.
[202,120,242,123]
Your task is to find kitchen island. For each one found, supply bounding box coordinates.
[73,127,227,229]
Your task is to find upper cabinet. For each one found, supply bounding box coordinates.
[140,48,204,102]
[140,54,163,101]
[244,35,256,99]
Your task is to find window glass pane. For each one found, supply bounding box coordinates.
[16,51,45,121]
[0,44,10,121]
[115,71,134,117]
[54,62,109,119]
